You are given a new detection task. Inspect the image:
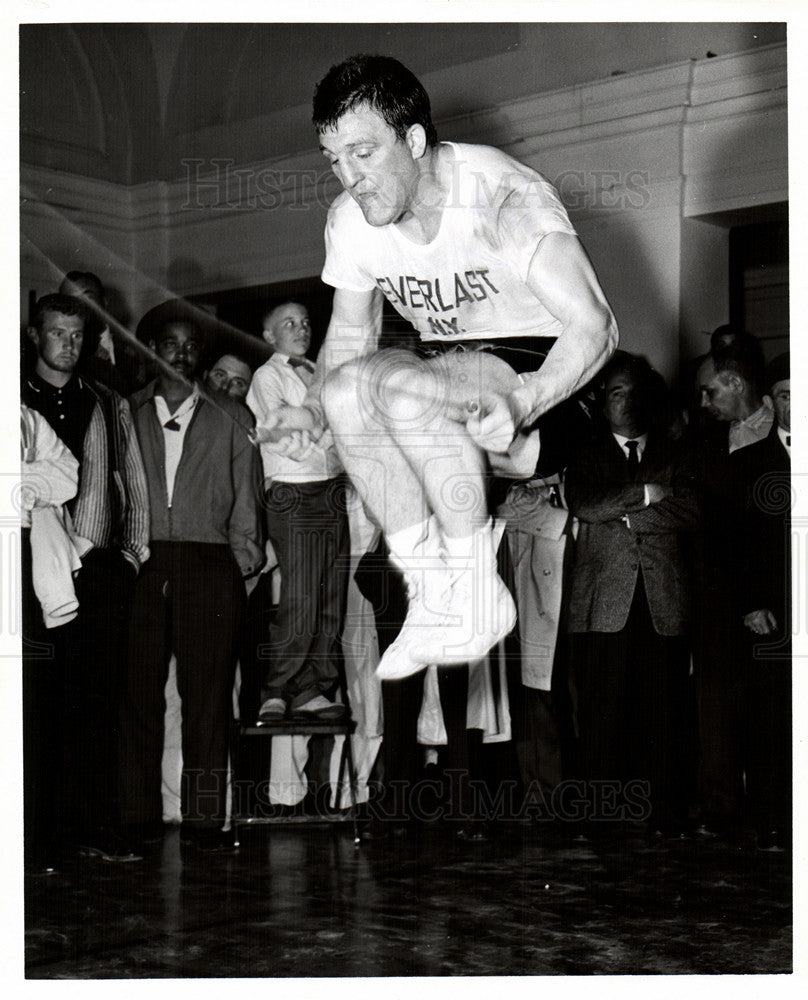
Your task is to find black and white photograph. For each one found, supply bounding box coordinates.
[8,1,803,987]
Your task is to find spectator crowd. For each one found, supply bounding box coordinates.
[21,272,792,867]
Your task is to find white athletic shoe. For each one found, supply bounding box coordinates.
[408,561,516,666]
[376,520,516,677]
[375,560,453,681]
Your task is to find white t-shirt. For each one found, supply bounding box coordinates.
[321,142,577,343]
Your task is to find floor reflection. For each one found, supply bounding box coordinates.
[25,823,791,978]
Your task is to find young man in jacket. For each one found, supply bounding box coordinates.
[119,301,263,851]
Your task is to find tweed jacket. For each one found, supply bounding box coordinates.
[565,428,699,636]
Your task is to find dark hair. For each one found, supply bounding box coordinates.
[60,270,105,301]
[712,332,765,396]
[154,315,202,344]
[137,300,205,343]
[312,54,438,148]
[766,351,789,390]
[30,293,87,333]
[598,351,670,435]
[598,351,655,394]
[211,352,253,374]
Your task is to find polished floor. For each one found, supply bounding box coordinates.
[25,821,791,978]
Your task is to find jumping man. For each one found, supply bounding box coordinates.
[256,54,618,679]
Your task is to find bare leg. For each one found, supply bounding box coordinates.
[324,349,504,540]
[323,350,429,536]
[378,354,488,539]
[324,348,518,677]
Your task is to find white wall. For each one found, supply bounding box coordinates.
[20,43,787,379]
[679,218,730,364]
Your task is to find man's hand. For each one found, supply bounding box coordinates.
[250,410,323,452]
[646,483,672,504]
[250,410,282,446]
[743,609,779,635]
[466,391,527,454]
[255,428,317,462]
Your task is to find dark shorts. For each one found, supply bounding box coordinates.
[414,335,553,376]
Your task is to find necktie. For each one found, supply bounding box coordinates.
[625,440,639,479]
[288,356,314,386]
[786,435,791,447]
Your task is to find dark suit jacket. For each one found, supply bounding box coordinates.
[731,424,791,629]
[565,428,699,635]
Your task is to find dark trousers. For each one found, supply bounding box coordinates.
[118,542,243,830]
[238,570,276,722]
[743,635,791,834]
[696,608,792,832]
[261,478,349,708]
[63,548,135,836]
[355,541,480,823]
[22,536,133,860]
[380,667,476,822]
[572,577,692,826]
[509,682,566,801]
[694,588,791,833]
[693,600,743,824]
[22,530,69,862]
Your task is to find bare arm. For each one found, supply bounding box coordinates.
[467,232,617,451]
[513,232,618,424]
[304,286,383,425]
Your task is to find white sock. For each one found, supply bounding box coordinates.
[386,519,431,568]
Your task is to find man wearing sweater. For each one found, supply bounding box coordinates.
[23,292,150,866]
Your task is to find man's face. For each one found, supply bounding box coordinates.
[30,310,84,376]
[697,358,742,422]
[152,322,202,381]
[771,379,790,432]
[319,104,424,228]
[265,304,311,358]
[206,355,251,399]
[603,369,643,437]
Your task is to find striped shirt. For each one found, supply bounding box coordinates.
[22,373,150,570]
